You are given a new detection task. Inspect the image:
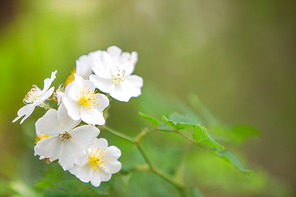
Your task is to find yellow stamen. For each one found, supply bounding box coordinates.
[64,68,76,86]
[87,146,109,173]
[77,85,99,110]
[35,133,50,144]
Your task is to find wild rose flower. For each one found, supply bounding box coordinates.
[69,138,121,187]
[34,104,100,170]
[13,70,57,124]
[62,74,109,125]
[89,46,143,102]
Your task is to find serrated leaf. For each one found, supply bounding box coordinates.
[139,112,159,127]
[211,149,253,175]
[162,115,195,130]
[193,125,224,150]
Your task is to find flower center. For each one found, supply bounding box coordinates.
[110,68,126,85]
[59,131,71,141]
[77,85,99,110]
[87,146,109,173]
[23,85,41,104]
[35,133,50,144]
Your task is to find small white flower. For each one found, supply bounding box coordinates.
[69,138,121,187]
[62,74,109,125]
[13,70,57,124]
[76,50,101,79]
[53,85,64,105]
[34,103,100,170]
[89,46,143,102]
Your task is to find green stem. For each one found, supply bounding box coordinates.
[103,126,135,143]
[104,126,188,197]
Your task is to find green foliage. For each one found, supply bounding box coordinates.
[139,112,159,127]
[88,178,115,195]
[193,125,224,150]
[211,149,253,175]
[162,114,224,150]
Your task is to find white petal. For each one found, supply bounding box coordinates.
[58,140,87,170]
[105,146,122,161]
[96,171,111,182]
[109,75,143,102]
[80,108,105,125]
[58,103,80,131]
[93,138,108,150]
[40,70,57,95]
[102,160,121,174]
[90,173,102,187]
[118,52,131,64]
[63,81,77,100]
[12,104,35,124]
[71,125,100,149]
[34,136,62,162]
[89,75,114,93]
[107,46,122,60]
[125,75,143,89]
[82,78,96,92]
[69,164,94,183]
[96,94,109,112]
[62,96,80,121]
[35,87,55,106]
[76,55,93,79]
[130,51,138,65]
[92,53,112,79]
[36,109,63,136]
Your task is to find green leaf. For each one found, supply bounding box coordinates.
[211,149,253,175]
[162,115,195,130]
[139,112,159,127]
[43,189,71,197]
[88,178,115,195]
[57,179,80,193]
[230,125,259,144]
[34,180,55,189]
[193,125,224,150]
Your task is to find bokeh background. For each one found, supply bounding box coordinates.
[0,0,295,196]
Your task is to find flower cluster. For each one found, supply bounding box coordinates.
[13,46,143,187]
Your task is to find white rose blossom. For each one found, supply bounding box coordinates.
[62,74,109,125]
[69,138,121,187]
[89,46,143,102]
[13,70,57,124]
[34,103,100,170]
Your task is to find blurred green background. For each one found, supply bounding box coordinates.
[1,0,295,196]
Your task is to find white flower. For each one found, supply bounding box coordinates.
[62,74,109,125]
[53,85,64,105]
[69,138,121,187]
[13,70,57,124]
[34,103,100,170]
[89,46,143,102]
[76,50,101,79]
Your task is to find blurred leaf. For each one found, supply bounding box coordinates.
[230,125,259,144]
[10,181,40,197]
[121,173,132,192]
[139,112,159,127]
[190,187,204,197]
[211,149,253,175]
[88,178,115,195]
[162,114,195,130]
[43,189,72,197]
[57,179,80,193]
[193,125,224,150]
[35,180,55,189]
